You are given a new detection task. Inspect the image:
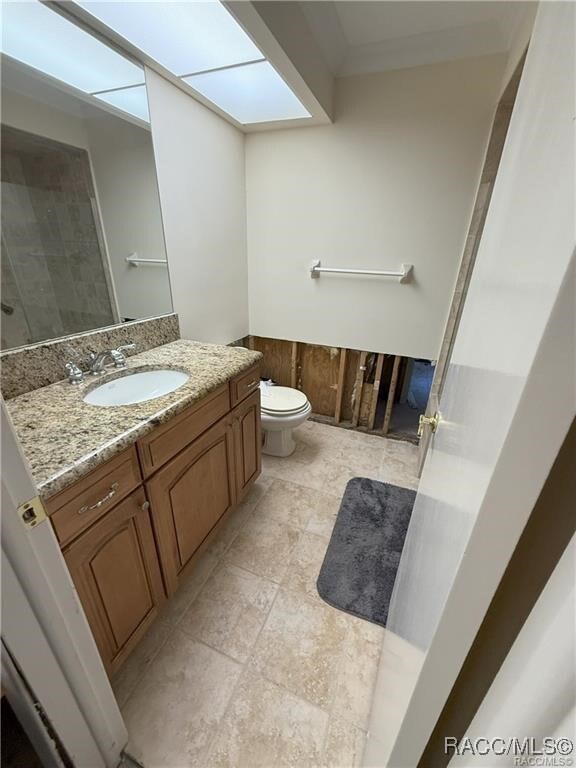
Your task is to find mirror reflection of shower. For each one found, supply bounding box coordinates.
[1,127,118,347]
[0,17,172,350]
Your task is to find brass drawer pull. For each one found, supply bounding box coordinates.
[78,483,120,514]
[246,380,259,390]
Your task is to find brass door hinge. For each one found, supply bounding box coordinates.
[418,411,440,438]
[18,496,47,529]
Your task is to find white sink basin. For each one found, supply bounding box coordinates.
[84,369,189,407]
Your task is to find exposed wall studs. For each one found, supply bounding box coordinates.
[245,336,419,442]
[352,351,368,427]
[368,353,385,430]
[290,342,299,388]
[334,348,347,423]
[382,355,402,435]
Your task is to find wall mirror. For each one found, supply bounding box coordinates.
[0,1,172,350]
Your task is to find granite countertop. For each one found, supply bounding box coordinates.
[5,340,261,498]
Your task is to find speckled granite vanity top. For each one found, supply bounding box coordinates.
[5,340,261,498]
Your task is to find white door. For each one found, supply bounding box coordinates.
[451,535,576,767]
[1,399,127,767]
[365,2,576,765]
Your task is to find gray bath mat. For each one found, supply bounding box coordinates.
[317,478,415,626]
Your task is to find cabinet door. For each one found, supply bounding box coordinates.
[63,487,165,676]
[233,389,262,502]
[146,417,237,594]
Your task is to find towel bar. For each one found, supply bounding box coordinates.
[309,260,412,282]
[126,255,167,267]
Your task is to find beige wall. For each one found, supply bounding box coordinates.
[1,88,89,150]
[499,4,537,98]
[246,54,506,359]
[86,116,171,321]
[146,68,249,345]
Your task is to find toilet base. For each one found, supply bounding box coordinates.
[262,428,296,457]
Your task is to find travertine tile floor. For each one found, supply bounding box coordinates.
[113,420,419,768]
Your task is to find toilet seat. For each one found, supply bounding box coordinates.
[259,383,312,457]
[260,385,309,416]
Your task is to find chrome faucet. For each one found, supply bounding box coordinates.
[88,343,136,374]
[65,361,84,384]
[111,343,136,368]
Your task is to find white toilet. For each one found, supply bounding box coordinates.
[260,381,312,457]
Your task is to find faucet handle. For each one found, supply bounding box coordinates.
[111,342,135,368]
[65,361,84,385]
[116,342,136,354]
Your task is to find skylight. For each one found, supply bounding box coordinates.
[76,0,264,77]
[94,85,150,123]
[75,0,311,125]
[0,0,148,124]
[1,1,144,94]
[1,0,311,127]
[184,61,310,124]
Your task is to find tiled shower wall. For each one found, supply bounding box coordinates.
[1,125,116,349]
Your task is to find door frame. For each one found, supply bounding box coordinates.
[2,553,100,767]
[1,399,127,767]
[417,55,525,476]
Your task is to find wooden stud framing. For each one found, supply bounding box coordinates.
[248,336,418,441]
[367,353,385,430]
[290,342,299,388]
[334,348,347,423]
[352,351,368,427]
[382,355,402,435]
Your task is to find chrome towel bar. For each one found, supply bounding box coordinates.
[310,260,413,282]
[126,255,167,267]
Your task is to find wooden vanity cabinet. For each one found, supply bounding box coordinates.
[232,389,261,502]
[47,363,261,673]
[136,384,231,478]
[145,416,237,594]
[144,387,262,595]
[46,447,141,548]
[230,364,261,406]
[62,486,165,676]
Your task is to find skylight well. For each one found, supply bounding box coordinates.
[1,0,149,123]
[94,85,150,123]
[183,61,311,124]
[77,0,264,76]
[1,0,310,126]
[75,0,311,125]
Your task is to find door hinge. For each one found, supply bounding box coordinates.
[18,496,47,529]
[418,411,440,438]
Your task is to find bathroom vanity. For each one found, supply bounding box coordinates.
[5,340,262,676]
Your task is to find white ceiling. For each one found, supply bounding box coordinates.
[300,1,535,76]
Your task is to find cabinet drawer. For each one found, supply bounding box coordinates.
[230,364,261,406]
[46,447,141,547]
[137,384,230,477]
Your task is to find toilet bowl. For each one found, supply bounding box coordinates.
[260,382,312,457]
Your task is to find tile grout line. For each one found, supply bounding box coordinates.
[197,549,291,766]
[156,478,286,763]
[114,624,173,710]
[117,485,275,709]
